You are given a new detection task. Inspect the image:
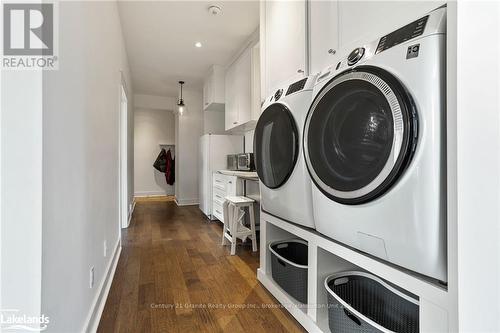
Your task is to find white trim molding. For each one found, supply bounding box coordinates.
[134,190,173,197]
[127,199,136,227]
[84,239,121,333]
[174,197,199,206]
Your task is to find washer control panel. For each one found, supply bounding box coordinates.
[274,89,283,101]
[286,78,308,96]
[347,47,365,66]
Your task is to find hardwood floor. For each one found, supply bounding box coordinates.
[98,201,305,333]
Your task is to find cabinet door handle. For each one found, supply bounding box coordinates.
[228,181,232,184]
[297,69,304,74]
[205,102,209,105]
[233,121,238,125]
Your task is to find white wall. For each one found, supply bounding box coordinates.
[41,2,133,332]
[134,108,175,196]
[1,70,43,322]
[134,93,175,111]
[455,1,500,331]
[175,89,203,205]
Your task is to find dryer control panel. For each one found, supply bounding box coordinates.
[375,15,429,54]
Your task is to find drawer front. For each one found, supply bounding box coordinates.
[213,173,226,183]
[212,201,224,222]
[213,176,227,191]
[212,189,226,205]
[213,174,238,193]
[225,176,237,195]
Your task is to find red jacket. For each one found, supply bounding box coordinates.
[165,149,175,185]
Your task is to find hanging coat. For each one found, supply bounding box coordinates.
[165,149,175,185]
[153,148,167,172]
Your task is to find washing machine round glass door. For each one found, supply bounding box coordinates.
[304,66,418,204]
[254,103,298,189]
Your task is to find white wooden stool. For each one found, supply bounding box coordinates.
[221,196,257,255]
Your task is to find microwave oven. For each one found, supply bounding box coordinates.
[227,153,255,171]
[237,153,255,171]
[227,154,239,171]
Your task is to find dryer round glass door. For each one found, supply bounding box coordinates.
[254,103,299,189]
[304,66,418,204]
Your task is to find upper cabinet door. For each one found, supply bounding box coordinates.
[309,0,339,75]
[203,65,225,112]
[250,43,262,121]
[203,80,210,109]
[235,47,252,126]
[225,40,261,132]
[263,0,307,97]
[225,64,238,130]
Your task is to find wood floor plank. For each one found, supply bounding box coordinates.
[98,201,305,333]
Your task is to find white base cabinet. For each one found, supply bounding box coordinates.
[212,173,243,222]
[259,211,452,333]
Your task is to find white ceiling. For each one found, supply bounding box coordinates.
[118,1,259,97]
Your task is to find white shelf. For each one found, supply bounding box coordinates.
[258,210,452,332]
[257,269,321,333]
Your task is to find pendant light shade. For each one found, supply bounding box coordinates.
[177,81,186,115]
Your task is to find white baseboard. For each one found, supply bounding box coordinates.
[134,190,174,197]
[174,197,199,206]
[84,239,122,333]
[127,199,136,226]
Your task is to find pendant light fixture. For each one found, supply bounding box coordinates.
[177,81,186,115]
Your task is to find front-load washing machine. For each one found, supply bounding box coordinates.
[254,75,318,228]
[304,7,447,282]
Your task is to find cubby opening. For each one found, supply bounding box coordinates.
[264,222,309,316]
[315,247,363,332]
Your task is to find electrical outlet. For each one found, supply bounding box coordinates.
[89,266,94,289]
[103,240,107,257]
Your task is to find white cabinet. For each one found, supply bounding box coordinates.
[224,63,238,130]
[212,173,243,223]
[203,65,225,112]
[250,44,261,121]
[235,48,252,125]
[225,42,261,132]
[261,0,307,98]
[309,0,339,75]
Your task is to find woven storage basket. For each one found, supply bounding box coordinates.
[269,239,308,303]
[325,271,419,333]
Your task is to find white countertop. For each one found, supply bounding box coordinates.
[216,170,259,180]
